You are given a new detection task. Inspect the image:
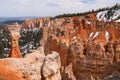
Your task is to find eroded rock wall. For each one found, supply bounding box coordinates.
[1,13,120,80]
[40,15,120,80]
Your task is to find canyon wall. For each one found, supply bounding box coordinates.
[38,14,120,80]
[0,13,120,80]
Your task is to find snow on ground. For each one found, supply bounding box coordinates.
[86,21,92,25]
[88,32,94,39]
[97,9,120,22]
[93,31,100,39]
[115,19,120,22]
[97,11,108,22]
[72,36,77,40]
[112,10,120,20]
[105,31,110,42]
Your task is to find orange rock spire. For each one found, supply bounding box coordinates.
[7,24,22,58]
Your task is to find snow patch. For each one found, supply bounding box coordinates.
[93,31,100,39]
[97,9,120,22]
[88,32,94,39]
[105,31,110,42]
[112,10,120,20]
[72,36,77,40]
[97,11,108,22]
[115,19,120,22]
[86,21,91,25]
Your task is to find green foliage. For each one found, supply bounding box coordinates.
[0,30,11,58]
[19,27,43,56]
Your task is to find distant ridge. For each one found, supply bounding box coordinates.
[0,17,40,22]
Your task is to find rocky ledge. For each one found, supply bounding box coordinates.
[0,47,61,80]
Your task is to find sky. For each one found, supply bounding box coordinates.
[0,0,119,17]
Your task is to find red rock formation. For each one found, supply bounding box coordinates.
[1,12,120,80]
[7,24,22,58]
[42,51,61,80]
[0,48,44,80]
[62,63,76,80]
[0,47,61,80]
[40,14,120,80]
[114,41,120,62]
[22,17,51,29]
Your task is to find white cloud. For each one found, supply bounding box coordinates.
[0,0,119,17]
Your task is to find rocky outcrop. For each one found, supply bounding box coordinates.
[22,17,51,29]
[0,47,61,80]
[62,63,76,80]
[114,41,120,62]
[103,73,120,80]
[42,51,61,80]
[7,23,22,58]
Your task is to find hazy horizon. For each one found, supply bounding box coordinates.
[0,0,119,17]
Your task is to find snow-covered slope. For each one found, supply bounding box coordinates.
[97,9,120,22]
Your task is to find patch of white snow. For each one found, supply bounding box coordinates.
[86,21,91,25]
[72,36,77,40]
[105,31,110,42]
[88,32,94,39]
[93,31,100,38]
